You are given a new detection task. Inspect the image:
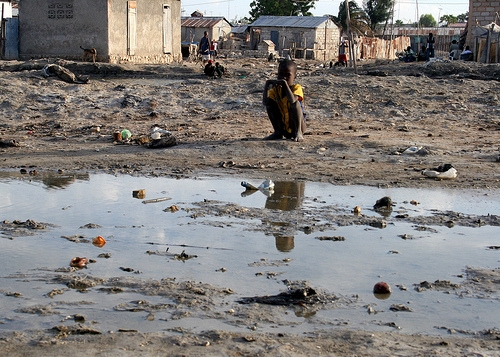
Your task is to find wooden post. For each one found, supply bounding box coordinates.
[388,0,395,57]
[345,0,358,73]
[485,23,494,64]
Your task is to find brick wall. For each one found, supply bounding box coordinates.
[466,0,499,47]
[469,0,499,24]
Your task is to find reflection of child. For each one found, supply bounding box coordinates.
[262,60,306,142]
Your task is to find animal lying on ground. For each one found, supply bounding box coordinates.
[42,64,89,84]
[80,45,97,63]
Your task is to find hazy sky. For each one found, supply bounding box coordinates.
[180,0,470,24]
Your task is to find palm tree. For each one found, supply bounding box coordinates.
[331,0,372,36]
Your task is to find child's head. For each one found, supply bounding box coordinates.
[277,59,297,86]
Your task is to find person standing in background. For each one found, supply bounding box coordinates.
[199,31,211,65]
[426,33,435,61]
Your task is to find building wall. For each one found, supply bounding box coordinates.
[467,0,499,47]
[0,1,13,18]
[18,0,181,63]
[108,0,182,63]
[19,0,108,60]
[181,21,232,44]
[3,17,18,60]
[468,0,498,25]
[251,21,340,60]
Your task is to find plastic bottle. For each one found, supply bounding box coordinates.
[241,181,258,190]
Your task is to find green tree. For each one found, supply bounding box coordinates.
[395,19,404,26]
[248,0,316,22]
[363,0,394,32]
[457,12,468,23]
[419,14,437,27]
[331,0,372,36]
[439,14,458,27]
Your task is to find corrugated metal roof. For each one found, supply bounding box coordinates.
[181,17,229,28]
[231,25,248,34]
[250,16,330,28]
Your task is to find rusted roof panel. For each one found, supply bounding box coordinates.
[250,16,329,28]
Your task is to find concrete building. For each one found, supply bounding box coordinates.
[18,0,182,63]
[0,1,13,18]
[180,15,232,59]
[248,16,341,61]
[1,0,18,60]
[181,15,232,44]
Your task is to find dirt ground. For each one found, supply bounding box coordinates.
[1,57,499,356]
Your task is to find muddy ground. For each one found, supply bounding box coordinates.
[0,57,500,355]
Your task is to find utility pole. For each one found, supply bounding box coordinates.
[345,0,357,73]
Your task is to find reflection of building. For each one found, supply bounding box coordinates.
[265,181,305,211]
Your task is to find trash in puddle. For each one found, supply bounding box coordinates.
[238,280,326,306]
[142,197,171,204]
[241,180,275,197]
[258,179,275,190]
[132,189,146,199]
[174,250,198,261]
[241,181,259,190]
[164,205,179,212]
[373,196,393,210]
[373,281,392,294]
[92,236,106,248]
[421,164,457,179]
[70,257,88,268]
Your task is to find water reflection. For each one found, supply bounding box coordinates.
[265,181,305,211]
[274,234,295,252]
[40,173,90,189]
[0,171,90,189]
[1,173,500,335]
[266,181,305,253]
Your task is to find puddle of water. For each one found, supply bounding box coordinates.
[1,171,499,335]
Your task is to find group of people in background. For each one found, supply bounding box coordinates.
[198,31,218,65]
[401,32,434,62]
[199,31,225,79]
[401,32,473,62]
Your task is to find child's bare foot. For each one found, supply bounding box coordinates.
[294,134,304,142]
[264,132,283,140]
